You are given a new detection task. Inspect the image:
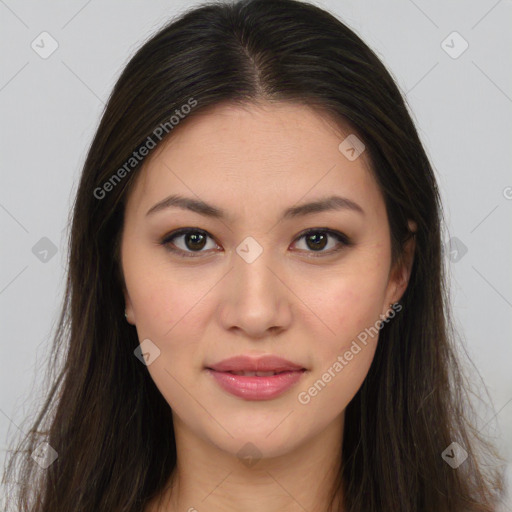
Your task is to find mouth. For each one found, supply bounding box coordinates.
[205,367,307,400]
[205,354,307,400]
[216,370,298,377]
[206,354,306,373]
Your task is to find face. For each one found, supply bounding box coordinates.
[121,101,413,459]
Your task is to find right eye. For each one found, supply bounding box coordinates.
[160,228,221,258]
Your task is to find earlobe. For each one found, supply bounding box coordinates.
[123,289,134,325]
[124,306,134,325]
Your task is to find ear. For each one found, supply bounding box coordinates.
[123,283,135,325]
[117,247,135,325]
[382,220,416,314]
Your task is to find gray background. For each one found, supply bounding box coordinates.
[1,0,511,507]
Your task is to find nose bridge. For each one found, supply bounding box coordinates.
[218,234,292,336]
[234,234,282,304]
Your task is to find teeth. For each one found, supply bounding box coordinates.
[230,371,280,376]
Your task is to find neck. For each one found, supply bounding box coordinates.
[148,413,345,512]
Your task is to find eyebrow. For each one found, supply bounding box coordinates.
[145,193,364,220]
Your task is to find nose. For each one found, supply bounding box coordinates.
[217,246,293,340]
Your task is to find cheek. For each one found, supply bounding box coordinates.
[297,263,389,349]
[294,276,384,415]
[125,261,215,376]
[299,340,377,422]
[126,259,206,337]
[126,267,207,410]
[295,255,390,410]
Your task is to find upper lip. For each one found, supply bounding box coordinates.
[207,355,305,373]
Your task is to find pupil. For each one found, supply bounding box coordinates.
[186,233,206,250]
[307,233,327,250]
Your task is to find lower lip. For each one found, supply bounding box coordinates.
[206,369,306,400]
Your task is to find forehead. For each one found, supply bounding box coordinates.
[125,101,383,221]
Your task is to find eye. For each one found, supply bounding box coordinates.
[160,228,219,258]
[160,228,351,258]
[291,228,351,257]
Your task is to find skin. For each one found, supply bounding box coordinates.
[121,101,415,512]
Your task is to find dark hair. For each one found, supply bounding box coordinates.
[2,0,505,510]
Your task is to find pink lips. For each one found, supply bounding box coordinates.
[206,355,306,400]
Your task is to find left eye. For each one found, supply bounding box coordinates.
[160,228,350,258]
[292,229,350,255]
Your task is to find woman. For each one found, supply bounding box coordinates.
[2,0,505,510]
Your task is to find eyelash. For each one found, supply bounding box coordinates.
[159,228,352,258]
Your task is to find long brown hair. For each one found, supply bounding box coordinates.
[2,0,505,510]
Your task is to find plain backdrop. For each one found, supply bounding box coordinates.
[1,0,511,507]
